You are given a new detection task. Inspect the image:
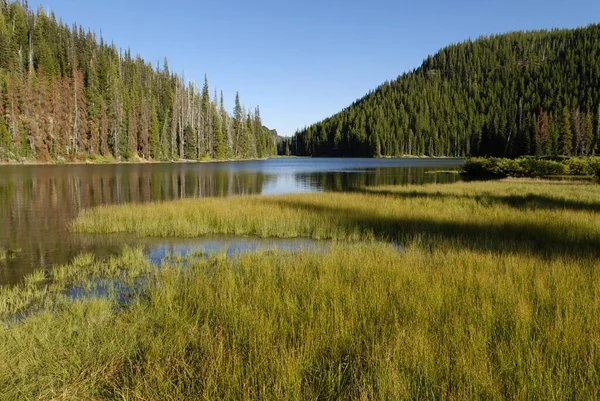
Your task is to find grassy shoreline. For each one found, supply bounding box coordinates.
[0,154,466,165]
[2,242,600,399]
[2,179,600,399]
[73,179,600,259]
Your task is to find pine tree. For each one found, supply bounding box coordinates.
[149,97,160,159]
[213,105,224,160]
[536,111,549,155]
[254,106,264,158]
[583,112,594,156]
[284,140,290,156]
[233,92,243,157]
[183,124,196,160]
[0,115,10,158]
[100,100,109,156]
[572,108,583,155]
[201,74,211,158]
[85,58,101,155]
[71,66,88,155]
[244,109,255,159]
[0,2,267,162]
[559,107,573,156]
[292,24,600,158]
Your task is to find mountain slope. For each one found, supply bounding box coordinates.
[0,1,276,162]
[292,24,600,158]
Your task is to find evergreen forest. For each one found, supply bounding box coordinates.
[291,24,600,158]
[0,1,276,162]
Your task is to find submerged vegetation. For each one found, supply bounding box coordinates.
[464,156,600,178]
[0,247,20,261]
[2,180,600,398]
[0,247,150,319]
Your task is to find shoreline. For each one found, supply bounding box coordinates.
[0,155,463,166]
[0,157,274,166]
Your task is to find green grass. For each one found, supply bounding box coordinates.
[1,244,600,399]
[0,247,21,261]
[0,247,150,319]
[2,179,600,399]
[73,179,600,259]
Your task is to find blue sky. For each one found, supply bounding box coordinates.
[27,0,600,136]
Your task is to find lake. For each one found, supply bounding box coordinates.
[0,158,464,285]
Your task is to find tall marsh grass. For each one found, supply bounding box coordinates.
[0,247,149,319]
[2,179,600,399]
[1,243,599,399]
[74,179,600,259]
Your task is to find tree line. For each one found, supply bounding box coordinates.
[290,23,600,158]
[0,0,276,162]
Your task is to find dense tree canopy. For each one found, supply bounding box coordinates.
[0,1,276,162]
[291,24,600,158]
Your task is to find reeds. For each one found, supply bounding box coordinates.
[0,247,149,319]
[73,179,600,259]
[1,243,599,399]
[1,179,600,399]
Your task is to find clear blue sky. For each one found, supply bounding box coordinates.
[26,0,600,136]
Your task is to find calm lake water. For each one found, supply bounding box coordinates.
[0,158,464,285]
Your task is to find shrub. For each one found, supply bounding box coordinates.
[566,158,594,176]
[464,157,598,178]
[463,158,514,177]
[516,158,567,177]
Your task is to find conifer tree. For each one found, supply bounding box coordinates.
[558,107,573,156]
[0,2,274,162]
[583,112,594,156]
[233,92,243,157]
[213,106,225,160]
[292,23,600,158]
[254,106,264,158]
[149,97,160,159]
[536,111,549,155]
[201,75,211,158]
[0,115,10,158]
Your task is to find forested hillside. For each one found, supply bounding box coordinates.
[291,24,600,158]
[0,0,276,162]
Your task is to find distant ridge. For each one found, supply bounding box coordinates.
[291,24,600,158]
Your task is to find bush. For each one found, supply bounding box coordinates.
[516,158,567,177]
[463,158,514,177]
[462,158,491,176]
[565,158,595,176]
[463,157,597,178]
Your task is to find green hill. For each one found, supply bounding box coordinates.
[0,1,276,162]
[291,24,600,158]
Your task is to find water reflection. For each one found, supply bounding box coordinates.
[0,158,464,285]
[293,168,462,192]
[147,236,326,265]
